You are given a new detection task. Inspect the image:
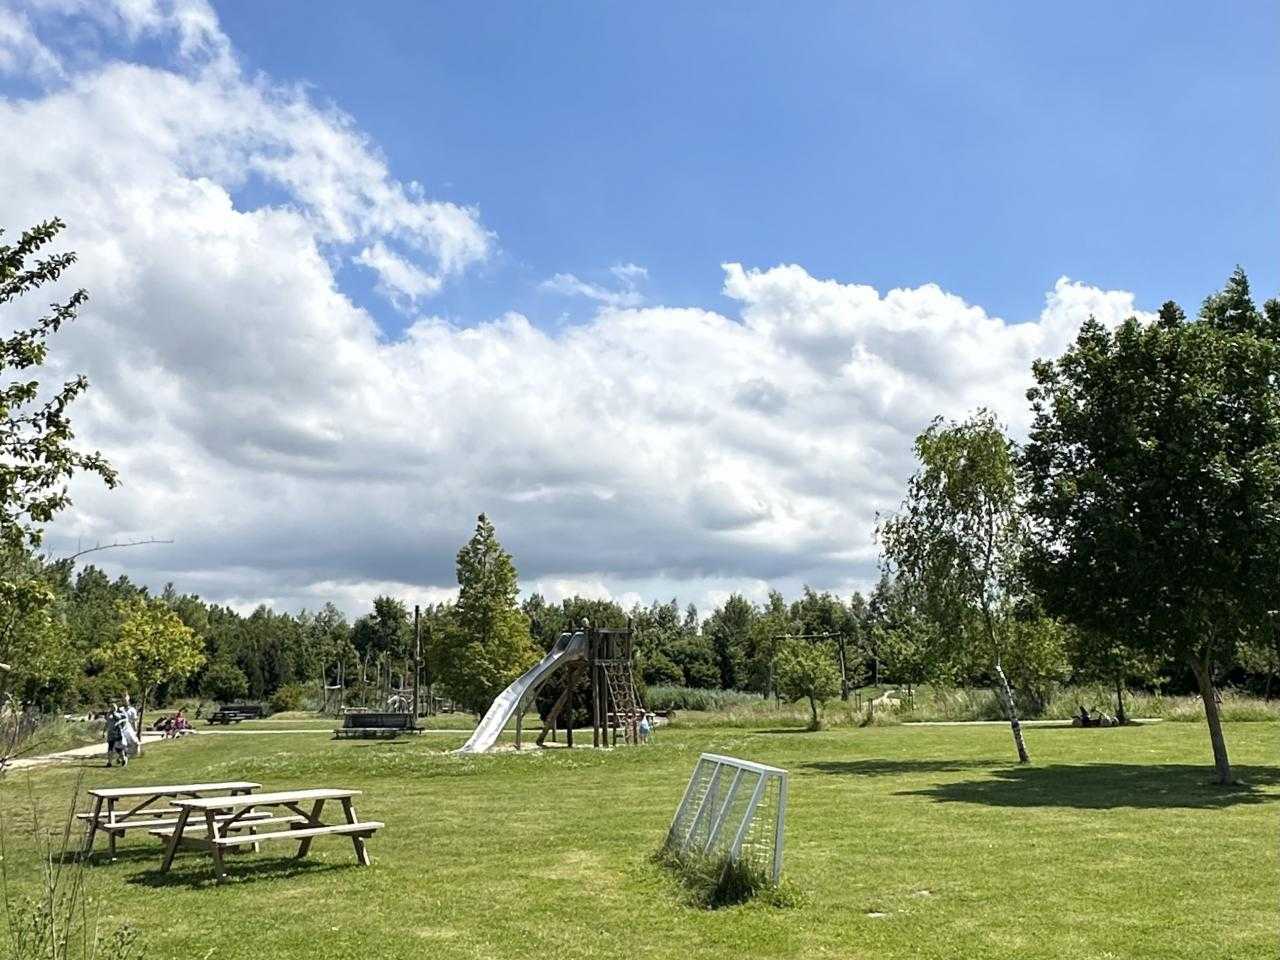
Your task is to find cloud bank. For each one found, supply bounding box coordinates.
[0,1,1153,616]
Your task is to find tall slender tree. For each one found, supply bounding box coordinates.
[443,514,538,714]
[878,410,1032,763]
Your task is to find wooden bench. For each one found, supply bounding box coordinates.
[206,703,266,725]
[80,781,260,860]
[160,788,383,881]
[334,711,416,739]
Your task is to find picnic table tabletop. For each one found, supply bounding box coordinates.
[171,787,360,810]
[88,781,261,799]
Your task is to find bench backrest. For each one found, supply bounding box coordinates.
[217,703,266,717]
[341,712,413,729]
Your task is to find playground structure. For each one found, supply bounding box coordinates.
[455,623,645,754]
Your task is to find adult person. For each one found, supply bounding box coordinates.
[120,692,140,759]
[104,700,128,767]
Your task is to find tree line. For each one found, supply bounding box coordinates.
[1,219,1276,784]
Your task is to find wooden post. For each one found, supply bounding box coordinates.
[590,630,601,749]
[566,671,574,748]
[413,605,421,724]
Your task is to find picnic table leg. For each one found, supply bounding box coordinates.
[81,796,103,859]
[204,810,227,882]
[160,807,190,873]
[106,799,118,861]
[294,799,326,860]
[340,797,370,866]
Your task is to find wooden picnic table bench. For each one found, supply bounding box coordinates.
[157,788,382,881]
[80,781,260,860]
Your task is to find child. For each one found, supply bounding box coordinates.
[638,712,652,744]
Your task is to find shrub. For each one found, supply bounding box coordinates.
[269,683,304,714]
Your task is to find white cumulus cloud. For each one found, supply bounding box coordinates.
[0,2,1154,616]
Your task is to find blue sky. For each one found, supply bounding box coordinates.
[210,1,1280,334]
[1,0,1277,615]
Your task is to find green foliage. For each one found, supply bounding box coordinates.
[199,659,249,703]
[744,590,793,697]
[640,651,684,687]
[439,514,537,714]
[877,410,1023,665]
[877,410,1040,761]
[774,636,841,728]
[0,220,116,708]
[1022,269,1280,781]
[703,594,755,690]
[0,790,141,959]
[655,845,794,910]
[869,573,946,689]
[269,683,304,713]
[791,586,868,699]
[351,596,410,663]
[94,597,205,723]
[643,686,763,712]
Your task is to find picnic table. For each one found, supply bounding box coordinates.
[156,788,382,881]
[80,781,260,860]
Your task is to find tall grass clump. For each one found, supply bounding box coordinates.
[645,687,762,712]
[0,784,140,960]
[654,841,797,909]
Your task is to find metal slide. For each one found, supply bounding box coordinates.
[454,630,588,754]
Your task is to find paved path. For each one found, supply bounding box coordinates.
[904,718,1162,727]
[3,734,166,772]
[195,728,476,735]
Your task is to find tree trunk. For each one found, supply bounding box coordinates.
[1265,672,1273,702]
[808,693,819,730]
[1114,675,1127,724]
[136,691,147,756]
[992,662,1030,764]
[1189,655,1233,784]
[837,641,849,701]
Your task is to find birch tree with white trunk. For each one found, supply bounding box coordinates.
[877,410,1032,763]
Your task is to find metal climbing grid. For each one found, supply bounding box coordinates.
[665,753,789,884]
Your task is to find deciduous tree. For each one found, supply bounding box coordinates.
[775,635,841,729]
[96,597,205,742]
[0,220,116,710]
[877,410,1033,763]
[1022,271,1280,783]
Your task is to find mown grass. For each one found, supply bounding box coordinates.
[1,721,1276,959]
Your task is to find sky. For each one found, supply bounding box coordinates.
[0,0,1276,618]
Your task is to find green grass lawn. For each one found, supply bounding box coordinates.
[2,722,1276,959]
